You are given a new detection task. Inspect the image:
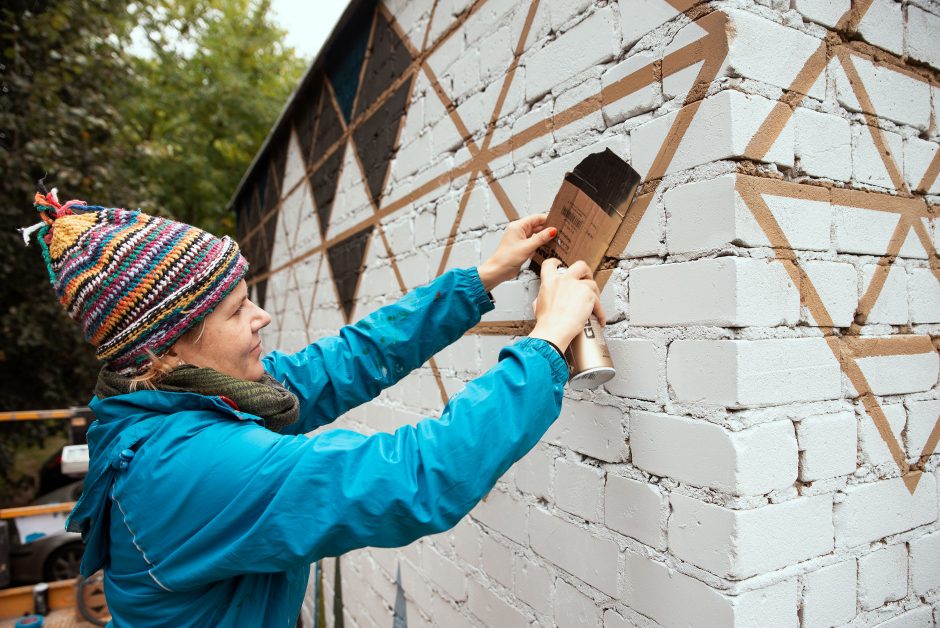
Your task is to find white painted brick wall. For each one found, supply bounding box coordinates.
[795,107,852,182]
[630,257,799,327]
[630,412,797,495]
[553,457,604,523]
[833,473,938,548]
[255,1,940,625]
[667,339,842,407]
[541,399,628,463]
[910,530,940,596]
[907,4,940,69]
[858,543,908,610]
[797,411,857,481]
[529,507,619,597]
[603,338,661,401]
[668,493,833,579]
[604,474,666,550]
[801,560,857,628]
[622,550,799,627]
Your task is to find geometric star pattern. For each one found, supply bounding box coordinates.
[235,0,939,492]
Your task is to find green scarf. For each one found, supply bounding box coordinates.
[95,364,300,433]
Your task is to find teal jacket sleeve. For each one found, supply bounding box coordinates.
[262,268,494,435]
[148,338,568,589]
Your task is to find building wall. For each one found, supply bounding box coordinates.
[233,0,940,626]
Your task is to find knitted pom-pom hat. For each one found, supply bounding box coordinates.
[24,188,249,375]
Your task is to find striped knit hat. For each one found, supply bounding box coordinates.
[26,189,249,375]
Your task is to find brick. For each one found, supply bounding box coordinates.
[797,411,857,481]
[833,473,938,548]
[468,578,529,628]
[525,8,617,101]
[911,530,940,595]
[802,261,858,328]
[907,5,940,70]
[668,339,842,407]
[661,17,715,101]
[723,10,825,99]
[603,339,661,401]
[852,123,904,191]
[910,268,940,323]
[801,560,857,628]
[512,443,554,500]
[619,0,680,48]
[795,107,852,181]
[511,103,553,164]
[835,55,931,132]
[453,518,482,567]
[482,279,535,323]
[622,550,799,628]
[600,52,660,126]
[554,578,600,628]
[421,546,467,602]
[858,543,908,610]
[857,0,904,56]
[554,458,605,523]
[630,412,797,495]
[907,400,940,462]
[529,508,619,596]
[471,489,528,545]
[553,78,604,144]
[858,403,906,466]
[541,400,628,463]
[664,175,763,253]
[873,607,936,628]
[400,557,435,618]
[514,556,553,615]
[855,350,939,396]
[665,175,831,254]
[604,475,666,550]
[904,137,940,194]
[631,90,794,178]
[597,268,627,324]
[629,257,800,327]
[481,534,514,589]
[548,0,593,30]
[833,205,920,257]
[793,0,850,28]
[668,494,833,579]
[431,596,475,628]
[513,554,553,615]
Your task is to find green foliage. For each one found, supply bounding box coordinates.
[0,0,304,502]
[122,0,305,235]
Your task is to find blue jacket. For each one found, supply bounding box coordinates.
[67,268,568,627]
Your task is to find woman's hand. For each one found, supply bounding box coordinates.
[477,214,556,291]
[529,259,605,352]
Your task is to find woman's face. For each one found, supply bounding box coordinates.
[169,280,272,381]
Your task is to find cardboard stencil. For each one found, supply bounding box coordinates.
[532,149,641,272]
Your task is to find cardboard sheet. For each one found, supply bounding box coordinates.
[532,148,641,272]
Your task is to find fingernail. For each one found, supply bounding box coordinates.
[549,227,557,237]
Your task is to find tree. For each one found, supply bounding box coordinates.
[121,0,306,235]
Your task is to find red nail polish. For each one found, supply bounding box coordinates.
[549,227,557,237]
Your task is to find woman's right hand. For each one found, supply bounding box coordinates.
[529,258,605,352]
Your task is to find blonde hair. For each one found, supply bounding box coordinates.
[127,320,208,391]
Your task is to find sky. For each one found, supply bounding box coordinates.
[128,0,350,62]
[268,0,351,61]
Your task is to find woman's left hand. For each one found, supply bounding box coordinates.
[477,213,557,291]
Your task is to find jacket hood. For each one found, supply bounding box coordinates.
[67,390,249,576]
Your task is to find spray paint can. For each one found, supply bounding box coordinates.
[565,315,614,390]
[555,268,615,390]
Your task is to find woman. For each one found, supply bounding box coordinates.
[25,188,603,626]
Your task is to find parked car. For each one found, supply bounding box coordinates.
[7,480,84,585]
